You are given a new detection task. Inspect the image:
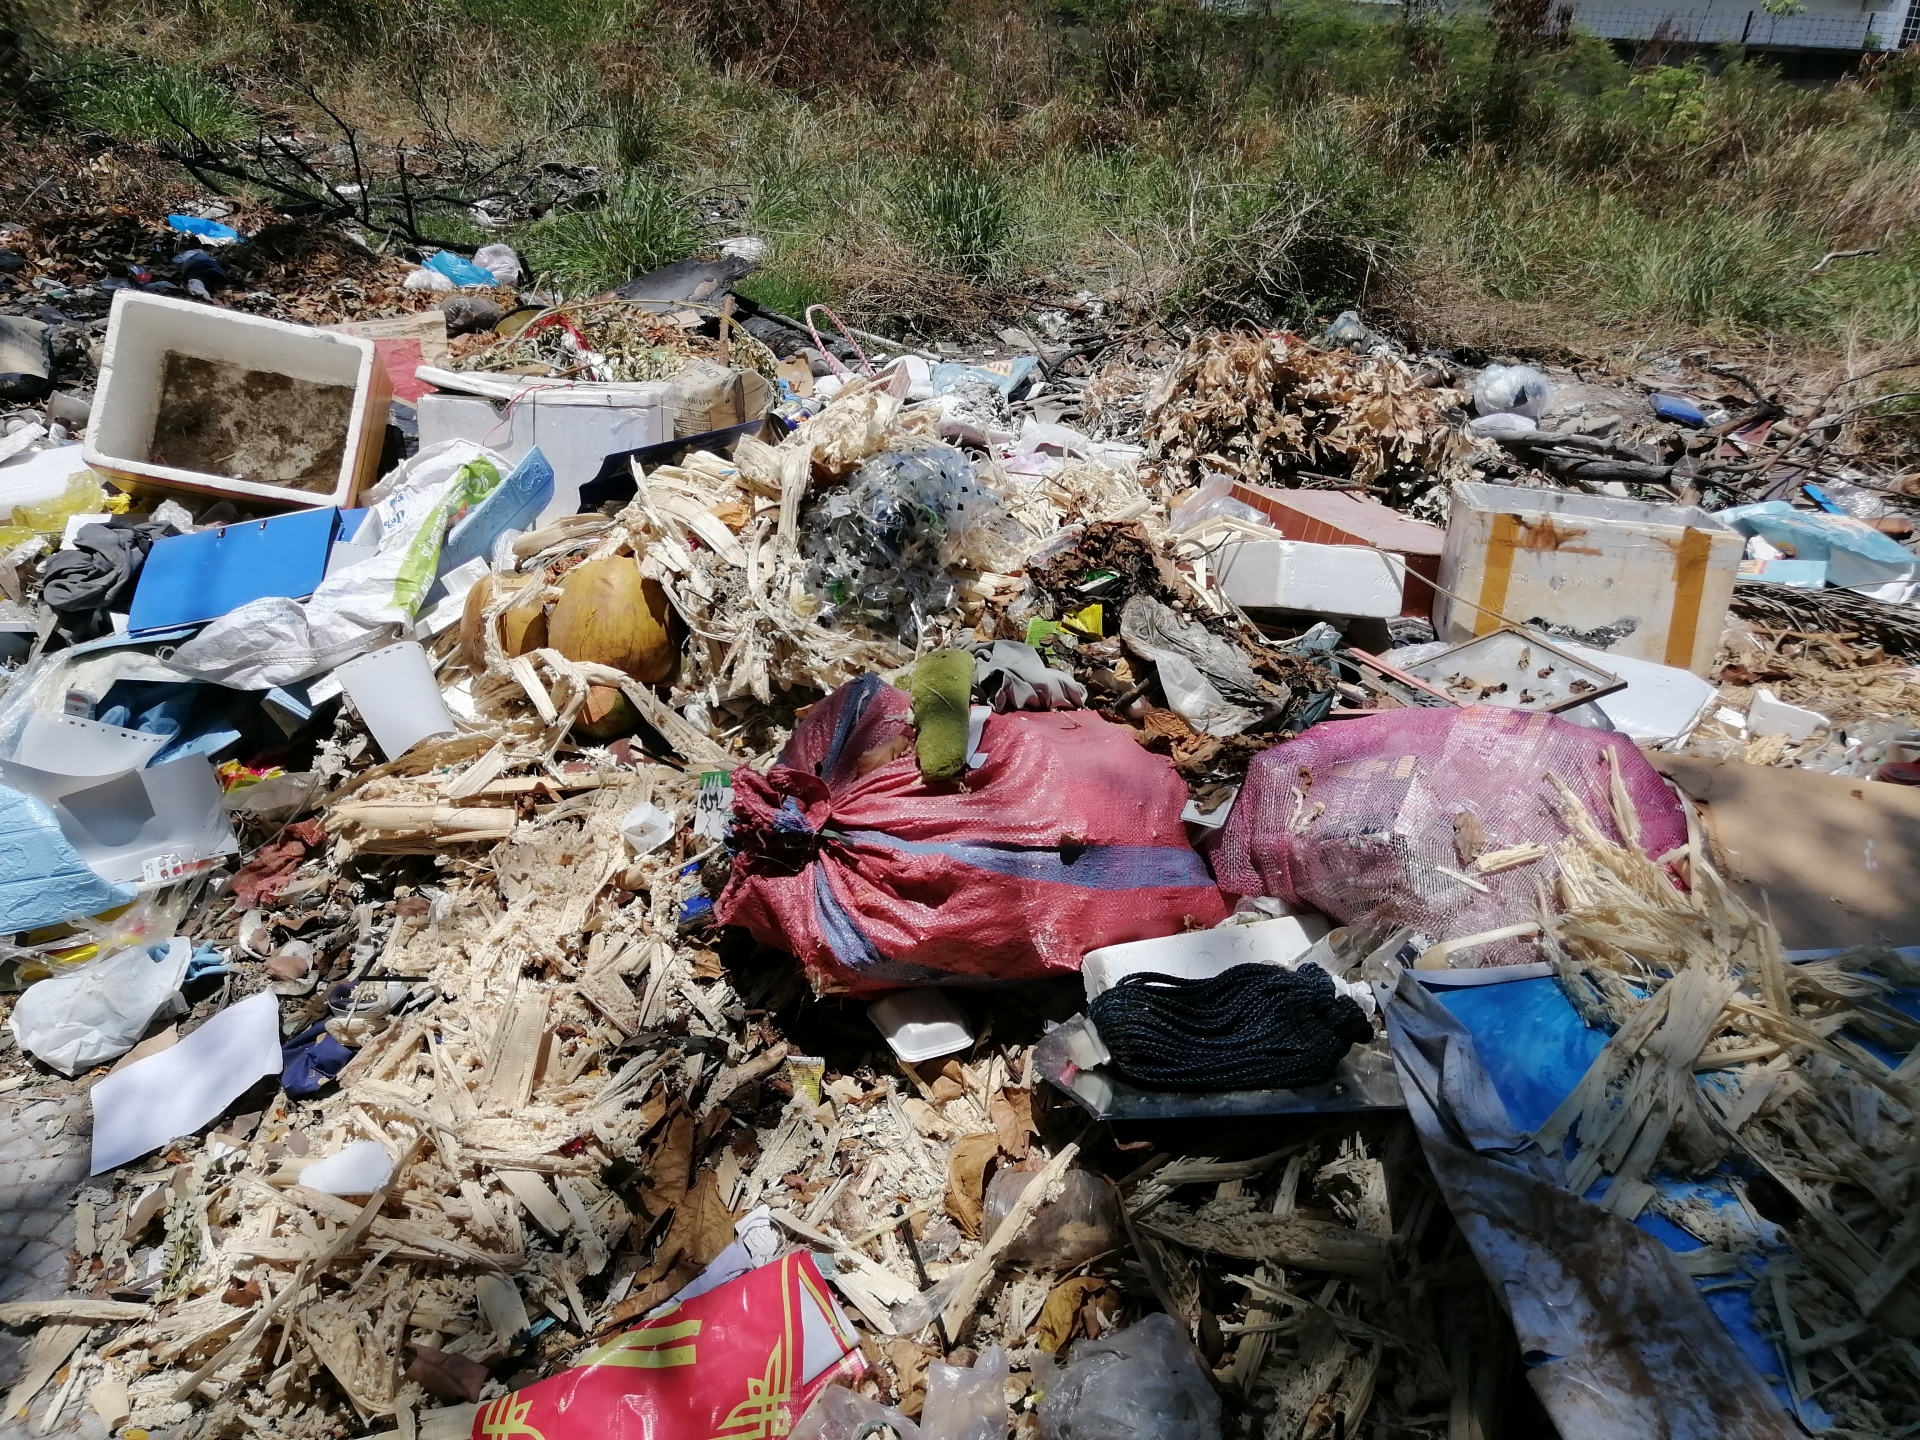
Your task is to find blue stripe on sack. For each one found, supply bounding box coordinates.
[811,866,953,984]
[820,673,884,779]
[838,830,1215,891]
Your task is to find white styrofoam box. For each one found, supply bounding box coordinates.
[1748,686,1828,743]
[416,385,670,526]
[1435,483,1742,678]
[1212,537,1405,617]
[1081,914,1332,1001]
[867,990,972,1062]
[85,289,390,510]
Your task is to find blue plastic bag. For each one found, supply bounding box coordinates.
[1717,500,1918,590]
[167,214,241,243]
[423,250,501,289]
[282,1019,355,1097]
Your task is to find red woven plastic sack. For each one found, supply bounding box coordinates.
[1210,705,1687,967]
[718,674,1225,993]
[471,1253,861,1440]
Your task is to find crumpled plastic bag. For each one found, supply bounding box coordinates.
[792,1385,921,1440]
[1036,1313,1220,1440]
[922,1347,1007,1440]
[971,640,1087,712]
[1119,594,1266,736]
[9,937,191,1075]
[1471,363,1554,419]
[168,441,506,690]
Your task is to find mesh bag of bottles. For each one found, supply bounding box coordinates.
[801,445,1028,645]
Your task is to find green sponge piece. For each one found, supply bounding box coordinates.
[910,648,975,781]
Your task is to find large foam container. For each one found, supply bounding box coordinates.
[85,290,390,511]
[416,386,670,526]
[1435,482,1742,677]
[1213,537,1405,617]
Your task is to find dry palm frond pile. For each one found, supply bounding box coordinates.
[1539,778,1920,1436]
[1141,331,1472,513]
[451,299,781,384]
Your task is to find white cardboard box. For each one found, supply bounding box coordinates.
[1081,914,1332,1001]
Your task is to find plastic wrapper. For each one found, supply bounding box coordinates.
[473,1253,862,1440]
[8,937,190,1075]
[793,1384,922,1440]
[167,441,508,690]
[0,468,108,555]
[1119,595,1266,737]
[1210,704,1688,967]
[921,1347,1007,1440]
[1035,1314,1220,1440]
[1166,475,1271,535]
[802,445,1023,644]
[981,1167,1120,1267]
[719,673,1224,993]
[1471,363,1554,419]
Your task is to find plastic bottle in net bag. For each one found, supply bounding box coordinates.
[1036,1314,1220,1440]
[802,445,1014,645]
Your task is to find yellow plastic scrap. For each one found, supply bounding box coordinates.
[1060,603,1104,638]
[0,470,109,555]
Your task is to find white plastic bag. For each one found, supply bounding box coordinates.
[921,1346,1007,1440]
[9,937,191,1075]
[168,441,509,690]
[1471,364,1554,419]
[1037,1314,1220,1440]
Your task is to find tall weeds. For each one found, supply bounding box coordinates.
[26,0,1920,350]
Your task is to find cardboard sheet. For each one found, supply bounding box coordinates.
[1653,754,1920,949]
[90,991,281,1174]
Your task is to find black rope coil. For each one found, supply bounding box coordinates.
[1086,962,1375,1092]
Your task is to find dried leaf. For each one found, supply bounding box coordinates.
[989,1089,1035,1160]
[881,1337,933,1419]
[677,1166,741,1267]
[641,1111,694,1217]
[406,1345,490,1403]
[944,1132,1000,1239]
[1036,1277,1110,1352]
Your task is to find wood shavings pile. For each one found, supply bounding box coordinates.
[1140,331,1472,512]
[1539,775,1920,1435]
[1122,1131,1518,1440]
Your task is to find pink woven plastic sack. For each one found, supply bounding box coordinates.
[719,674,1225,994]
[1210,705,1687,967]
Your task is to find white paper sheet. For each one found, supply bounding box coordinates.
[90,991,282,1174]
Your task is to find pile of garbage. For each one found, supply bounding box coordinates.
[5,217,1920,1440]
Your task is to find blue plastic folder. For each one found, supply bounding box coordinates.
[127,507,365,636]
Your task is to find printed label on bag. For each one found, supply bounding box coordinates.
[693,770,734,842]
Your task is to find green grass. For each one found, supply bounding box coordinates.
[891,161,1020,277]
[36,0,1920,353]
[517,175,705,295]
[56,56,251,142]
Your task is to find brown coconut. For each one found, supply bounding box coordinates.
[548,556,677,683]
[458,573,547,673]
[574,685,641,742]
